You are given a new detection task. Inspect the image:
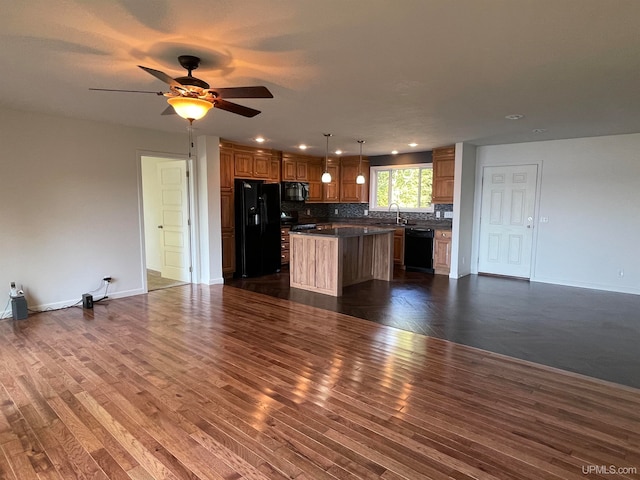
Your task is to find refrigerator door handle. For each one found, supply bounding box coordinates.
[259,196,266,235]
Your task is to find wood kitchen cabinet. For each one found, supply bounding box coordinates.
[339,156,370,203]
[234,152,275,180]
[433,229,452,275]
[281,154,310,181]
[432,145,455,204]
[220,190,235,275]
[393,228,405,265]
[306,158,323,202]
[220,147,234,191]
[280,226,291,265]
[322,159,340,203]
[269,157,281,183]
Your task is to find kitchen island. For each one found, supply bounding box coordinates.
[289,226,395,296]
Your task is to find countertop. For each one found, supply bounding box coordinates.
[289,226,396,238]
[293,217,452,231]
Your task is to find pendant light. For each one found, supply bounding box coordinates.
[322,133,332,183]
[356,140,366,185]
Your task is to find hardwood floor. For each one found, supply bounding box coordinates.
[0,285,638,479]
[226,268,640,389]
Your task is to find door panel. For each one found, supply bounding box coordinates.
[478,164,537,278]
[157,161,191,282]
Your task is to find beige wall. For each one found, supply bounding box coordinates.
[0,108,190,313]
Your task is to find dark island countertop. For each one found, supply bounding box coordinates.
[289,226,396,238]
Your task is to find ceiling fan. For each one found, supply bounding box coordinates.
[90,55,273,120]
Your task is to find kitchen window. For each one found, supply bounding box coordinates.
[369,163,434,212]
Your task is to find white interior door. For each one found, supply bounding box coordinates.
[478,164,538,278]
[157,161,191,282]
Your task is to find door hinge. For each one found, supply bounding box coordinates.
[186,170,190,178]
[189,266,192,273]
[187,218,191,226]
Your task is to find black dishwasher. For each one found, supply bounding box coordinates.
[404,228,435,273]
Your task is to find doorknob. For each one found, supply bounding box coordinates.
[157,225,163,229]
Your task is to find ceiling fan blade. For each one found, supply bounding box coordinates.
[89,88,164,95]
[138,65,182,88]
[161,105,175,116]
[214,99,261,117]
[211,86,273,99]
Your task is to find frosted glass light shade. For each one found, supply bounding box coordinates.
[356,174,366,184]
[167,97,212,120]
[321,171,332,183]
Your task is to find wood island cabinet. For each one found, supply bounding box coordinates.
[432,145,455,204]
[434,229,452,275]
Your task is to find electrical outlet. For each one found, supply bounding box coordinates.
[334,209,338,215]
[444,211,453,219]
[306,209,310,215]
[364,209,368,216]
[436,211,441,218]
[540,216,549,223]
[618,269,624,278]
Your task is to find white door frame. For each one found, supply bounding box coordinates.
[137,151,198,292]
[470,158,543,278]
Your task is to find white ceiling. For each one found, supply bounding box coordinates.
[2,0,640,156]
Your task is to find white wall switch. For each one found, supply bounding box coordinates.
[444,211,454,219]
[334,209,338,214]
[436,211,441,218]
[306,209,310,215]
[540,216,549,223]
[364,209,368,216]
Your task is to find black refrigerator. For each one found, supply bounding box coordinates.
[234,179,282,277]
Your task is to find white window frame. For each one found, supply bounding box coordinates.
[369,163,434,212]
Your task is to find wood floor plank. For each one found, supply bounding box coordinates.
[0,284,638,480]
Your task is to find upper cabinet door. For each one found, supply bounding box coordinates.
[339,157,369,203]
[234,153,254,178]
[253,156,270,179]
[432,146,455,204]
[220,148,234,191]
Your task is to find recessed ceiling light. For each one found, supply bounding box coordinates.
[505,114,525,120]
[335,149,343,155]
[532,128,547,134]
[391,150,398,155]
[299,144,307,150]
[408,143,418,147]
[255,137,265,143]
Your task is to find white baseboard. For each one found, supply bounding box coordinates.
[531,276,640,296]
[0,288,147,319]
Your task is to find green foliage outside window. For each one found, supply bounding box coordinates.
[371,164,433,211]
[376,170,389,207]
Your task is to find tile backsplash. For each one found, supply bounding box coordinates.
[282,202,454,222]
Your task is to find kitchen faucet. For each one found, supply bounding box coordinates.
[388,202,401,224]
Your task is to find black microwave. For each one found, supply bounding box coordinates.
[281,182,309,202]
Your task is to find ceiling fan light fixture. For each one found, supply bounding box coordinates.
[167,97,212,121]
